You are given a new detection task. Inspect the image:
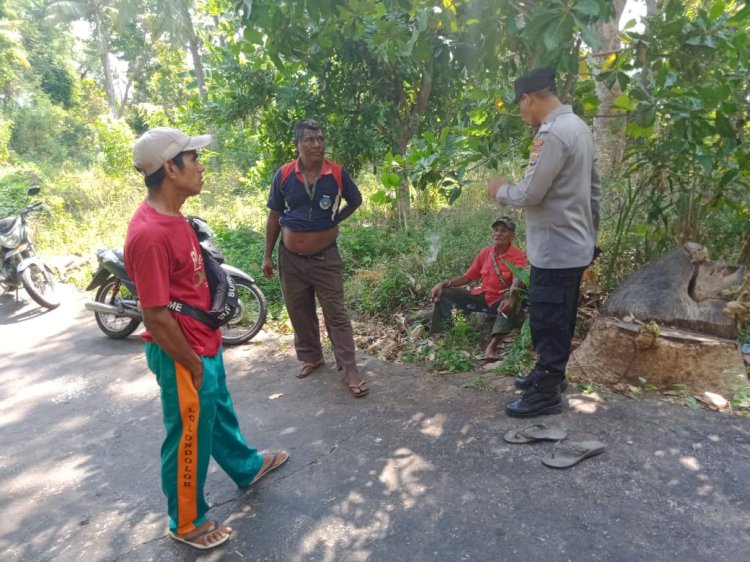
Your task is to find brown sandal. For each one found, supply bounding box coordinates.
[347,380,369,398]
[169,520,232,550]
[249,451,289,486]
[297,359,325,378]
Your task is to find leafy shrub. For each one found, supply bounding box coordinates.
[434,347,474,373]
[0,164,43,217]
[33,166,143,255]
[494,336,535,377]
[346,264,417,316]
[732,386,750,416]
[10,98,90,164]
[432,315,483,372]
[92,116,136,177]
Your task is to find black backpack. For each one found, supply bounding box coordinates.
[166,217,238,330]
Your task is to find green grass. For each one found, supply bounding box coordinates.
[731,386,750,415]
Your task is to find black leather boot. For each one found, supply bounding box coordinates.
[506,376,565,418]
[514,370,535,389]
[515,368,568,392]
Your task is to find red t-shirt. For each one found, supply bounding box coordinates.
[464,244,528,308]
[124,201,222,357]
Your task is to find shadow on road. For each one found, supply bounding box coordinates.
[0,292,52,324]
[1,285,749,561]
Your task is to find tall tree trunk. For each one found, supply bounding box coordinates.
[395,135,411,229]
[118,55,149,119]
[92,8,118,117]
[393,60,434,226]
[739,231,750,266]
[592,0,627,174]
[188,37,206,99]
[180,6,206,99]
[212,16,226,49]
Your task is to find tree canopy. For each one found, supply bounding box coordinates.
[0,0,748,264]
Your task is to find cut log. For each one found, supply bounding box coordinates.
[601,243,745,339]
[568,317,747,396]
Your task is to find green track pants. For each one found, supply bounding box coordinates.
[145,342,264,534]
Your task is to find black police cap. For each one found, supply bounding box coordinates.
[513,68,557,104]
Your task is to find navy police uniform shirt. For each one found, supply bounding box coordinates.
[267,158,362,232]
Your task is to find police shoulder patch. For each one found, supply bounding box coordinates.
[529,138,543,166]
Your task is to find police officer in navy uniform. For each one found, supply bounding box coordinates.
[488,69,602,417]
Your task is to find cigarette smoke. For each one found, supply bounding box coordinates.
[426,234,441,265]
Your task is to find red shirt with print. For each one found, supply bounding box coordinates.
[463,244,528,308]
[124,201,222,357]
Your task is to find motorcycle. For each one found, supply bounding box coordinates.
[84,217,267,346]
[0,187,60,309]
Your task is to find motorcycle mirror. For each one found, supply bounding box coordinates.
[27,186,41,196]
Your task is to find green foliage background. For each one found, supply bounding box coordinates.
[1,0,748,368]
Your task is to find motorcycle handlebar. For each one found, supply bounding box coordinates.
[22,202,44,216]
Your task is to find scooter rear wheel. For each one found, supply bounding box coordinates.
[95,278,141,339]
[21,263,60,309]
[220,277,267,346]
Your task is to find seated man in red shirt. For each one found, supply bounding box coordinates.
[429,217,528,361]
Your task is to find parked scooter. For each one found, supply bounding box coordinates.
[84,217,267,346]
[0,187,60,309]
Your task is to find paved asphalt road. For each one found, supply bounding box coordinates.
[1,285,749,562]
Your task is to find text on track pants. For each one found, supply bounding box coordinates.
[145,342,264,534]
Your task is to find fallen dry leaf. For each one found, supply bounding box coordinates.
[702,391,729,410]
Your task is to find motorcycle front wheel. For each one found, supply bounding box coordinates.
[94,278,141,339]
[21,264,60,309]
[221,278,268,346]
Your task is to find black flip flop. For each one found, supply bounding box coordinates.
[541,439,606,468]
[503,424,568,444]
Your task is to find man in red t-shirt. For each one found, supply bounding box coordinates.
[125,127,288,551]
[429,217,528,360]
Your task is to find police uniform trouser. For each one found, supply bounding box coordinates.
[145,342,264,534]
[528,266,585,378]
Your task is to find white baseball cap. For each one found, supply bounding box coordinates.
[132,127,212,177]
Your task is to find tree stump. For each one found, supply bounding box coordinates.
[601,243,744,339]
[569,317,746,396]
[569,243,748,396]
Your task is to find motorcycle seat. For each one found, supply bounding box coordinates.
[97,248,131,282]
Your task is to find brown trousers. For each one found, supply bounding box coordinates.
[278,243,357,371]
